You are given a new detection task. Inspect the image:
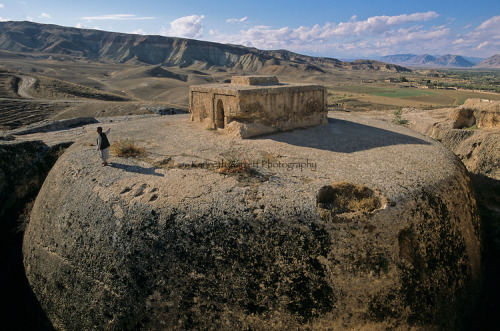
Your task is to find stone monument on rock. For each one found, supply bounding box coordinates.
[189,76,328,138]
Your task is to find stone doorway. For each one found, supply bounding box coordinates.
[216,99,225,129]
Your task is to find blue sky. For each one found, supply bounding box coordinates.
[0,0,499,58]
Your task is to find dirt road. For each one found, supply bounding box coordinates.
[17,75,36,98]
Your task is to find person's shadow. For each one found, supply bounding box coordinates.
[110,163,164,177]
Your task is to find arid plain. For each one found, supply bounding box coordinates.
[1,49,499,131]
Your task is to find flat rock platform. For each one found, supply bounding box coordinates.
[23,113,481,329]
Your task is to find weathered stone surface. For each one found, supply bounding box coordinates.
[225,120,279,138]
[23,113,481,329]
[231,75,279,86]
[189,76,328,136]
[0,140,71,221]
[0,139,69,331]
[451,108,476,129]
[460,99,500,129]
[403,101,500,181]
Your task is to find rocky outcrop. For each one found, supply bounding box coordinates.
[451,108,476,129]
[406,99,500,178]
[404,99,500,328]
[23,114,481,329]
[0,140,72,330]
[460,99,500,129]
[0,140,71,221]
[343,59,411,72]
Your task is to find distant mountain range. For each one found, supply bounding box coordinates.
[378,54,500,69]
[0,21,410,74]
[474,55,500,69]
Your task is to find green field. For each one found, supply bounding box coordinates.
[332,86,436,98]
[370,89,436,98]
[328,82,500,111]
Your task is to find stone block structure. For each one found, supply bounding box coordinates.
[189,76,328,137]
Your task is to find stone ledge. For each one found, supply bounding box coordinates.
[231,75,279,86]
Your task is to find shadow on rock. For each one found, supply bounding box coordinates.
[264,118,430,153]
[110,163,164,177]
[467,174,500,329]
[0,227,55,330]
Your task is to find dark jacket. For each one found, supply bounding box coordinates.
[98,132,110,150]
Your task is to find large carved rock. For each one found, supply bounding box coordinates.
[461,98,500,129]
[23,113,481,329]
[189,76,328,137]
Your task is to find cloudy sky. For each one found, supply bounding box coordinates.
[0,0,498,59]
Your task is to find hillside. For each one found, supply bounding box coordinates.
[434,54,475,67]
[0,21,408,73]
[474,55,500,69]
[379,53,475,68]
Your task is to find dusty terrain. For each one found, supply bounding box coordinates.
[1,52,499,133]
[0,20,499,330]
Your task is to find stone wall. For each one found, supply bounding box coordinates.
[234,86,327,131]
[231,75,278,85]
[189,77,327,136]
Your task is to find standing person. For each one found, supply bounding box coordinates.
[96,127,111,166]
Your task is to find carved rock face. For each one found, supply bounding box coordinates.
[23,113,481,329]
[451,108,476,129]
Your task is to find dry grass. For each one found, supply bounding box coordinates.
[218,158,251,174]
[392,108,409,125]
[217,149,255,175]
[110,139,146,158]
[317,181,382,222]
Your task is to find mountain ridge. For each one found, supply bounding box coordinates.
[474,55,500,69]
[0,21,410,73]
[378,53,479,68]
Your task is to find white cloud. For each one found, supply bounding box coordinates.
[380,26,450,46]
[132,29,146,35]
[477,15,500,30]
[76,23,87,29]
[0,16,10,21]
[165,15,204,39]
[210,11,441,51]
[81,14,155,21]
[39,13,52,19]
[0,4,4,8]
[452,16,500,55]
[226,16,247,23]
[342,11,439,35]
[477,41,490,50]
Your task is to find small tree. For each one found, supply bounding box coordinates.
[392,108,408,126]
